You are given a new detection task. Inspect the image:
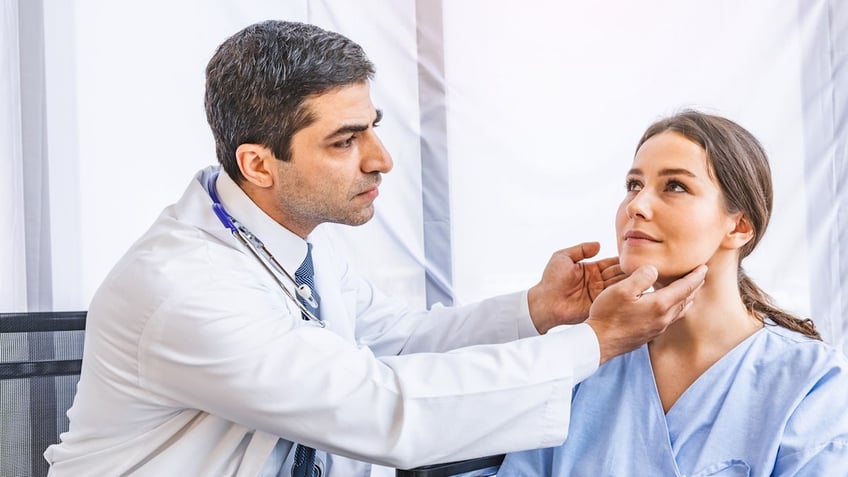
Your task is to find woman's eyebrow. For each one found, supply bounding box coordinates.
[657,168,697,177]
[626,167,697,177]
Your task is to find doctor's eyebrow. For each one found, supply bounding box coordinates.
[324,109,383,140]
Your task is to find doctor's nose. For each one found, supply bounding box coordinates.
[361,132,393,174]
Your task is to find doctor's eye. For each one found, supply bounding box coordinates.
[334,135,357,149]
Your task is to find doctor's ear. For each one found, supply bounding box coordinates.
[235,144,275,188]
[722,214,755,250]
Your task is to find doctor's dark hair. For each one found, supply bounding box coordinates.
[637,110,820,340]
[204,20,375,183]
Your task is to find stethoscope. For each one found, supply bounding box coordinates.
[206,171,325,327]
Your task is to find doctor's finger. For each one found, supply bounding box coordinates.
[603,273,626,288]
[651,265,707,311]
[560,242,601,263]
[600,262,624,281]
[616,265,659,300]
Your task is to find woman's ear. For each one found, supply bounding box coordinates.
[722,214,755,250]
[235,144,275,188]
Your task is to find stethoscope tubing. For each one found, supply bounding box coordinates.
[206,171,325,327]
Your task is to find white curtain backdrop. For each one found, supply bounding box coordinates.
[7,0,848,361]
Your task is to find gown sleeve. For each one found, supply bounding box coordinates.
[772,348,848,475]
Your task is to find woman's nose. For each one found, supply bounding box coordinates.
[625,190,651,220]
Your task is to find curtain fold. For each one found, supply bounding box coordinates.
[19,0,52,312]
[830,0,847,355]
[800,0,848,353]
[1,0,27,311]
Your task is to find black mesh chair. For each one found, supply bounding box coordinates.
[0,311,86,477]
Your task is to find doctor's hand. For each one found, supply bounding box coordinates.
[586,264,707,365]
[528,242,626,334]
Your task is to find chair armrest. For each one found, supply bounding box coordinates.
[395,454,505,477]
[0,311,87,332]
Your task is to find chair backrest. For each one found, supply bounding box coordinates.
[0,311,86,477]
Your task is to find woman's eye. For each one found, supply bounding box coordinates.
[666,180,687,192]
[625,179,642,192]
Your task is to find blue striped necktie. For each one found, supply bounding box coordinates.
[291,243,319,477]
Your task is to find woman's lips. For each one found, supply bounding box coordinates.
[623,230,660,243]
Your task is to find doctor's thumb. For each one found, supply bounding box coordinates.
[621,265,659,301]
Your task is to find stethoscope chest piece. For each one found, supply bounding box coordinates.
[296,284,319,308]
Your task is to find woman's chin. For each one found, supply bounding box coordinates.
[620,260,659,277]
[619,260,638,276]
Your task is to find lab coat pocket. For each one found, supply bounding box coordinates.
[686,459,750,477]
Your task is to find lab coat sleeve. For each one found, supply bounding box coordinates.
[138,249,599,469]
[316,232,540,355]
[354,280,539,356]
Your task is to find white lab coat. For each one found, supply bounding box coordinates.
[44,166,600,477]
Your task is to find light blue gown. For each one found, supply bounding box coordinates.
[499,322,848,476]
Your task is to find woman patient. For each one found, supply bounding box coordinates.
[499,110,848,476]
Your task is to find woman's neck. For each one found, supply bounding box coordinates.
[651,260,762,353]
[648,258,762,413]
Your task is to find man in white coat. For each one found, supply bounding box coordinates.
[45,20,706,477]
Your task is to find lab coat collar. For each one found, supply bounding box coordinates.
[197,165,309,276]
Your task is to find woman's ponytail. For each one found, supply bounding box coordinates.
[738,270,821,340]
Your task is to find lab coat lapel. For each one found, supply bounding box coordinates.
[307,231,356,340]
